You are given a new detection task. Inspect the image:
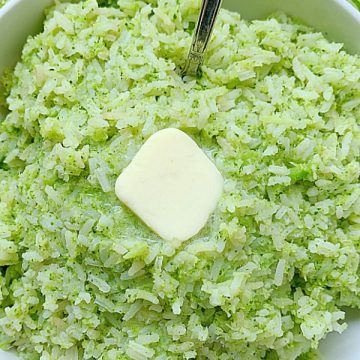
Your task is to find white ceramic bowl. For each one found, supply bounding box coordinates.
[1,0,360,359]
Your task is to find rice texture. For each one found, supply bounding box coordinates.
[0,0,360,359]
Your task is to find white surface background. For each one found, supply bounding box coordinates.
[319,309,360,359]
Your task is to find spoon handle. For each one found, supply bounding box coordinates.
[183,0,223,77]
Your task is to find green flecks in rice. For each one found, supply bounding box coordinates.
[0,0,360,359]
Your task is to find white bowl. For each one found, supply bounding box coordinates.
[1,0,360,359]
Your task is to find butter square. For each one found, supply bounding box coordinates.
[115,128,223,244]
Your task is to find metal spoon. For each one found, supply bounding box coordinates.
[183,0,223,77]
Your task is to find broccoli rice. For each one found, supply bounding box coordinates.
[0,0,360,359]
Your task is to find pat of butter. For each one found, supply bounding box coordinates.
[115,128,223,243]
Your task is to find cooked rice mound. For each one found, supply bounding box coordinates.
[0,0,360,359]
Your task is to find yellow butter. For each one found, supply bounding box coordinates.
[115,128,223,243]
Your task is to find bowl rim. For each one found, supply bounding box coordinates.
[0,0,22,18]
[333,0,360,22]
[1,0,360,20]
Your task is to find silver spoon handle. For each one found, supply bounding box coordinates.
[183,0,223,77]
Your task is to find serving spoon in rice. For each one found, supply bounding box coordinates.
[183,0,223,77]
